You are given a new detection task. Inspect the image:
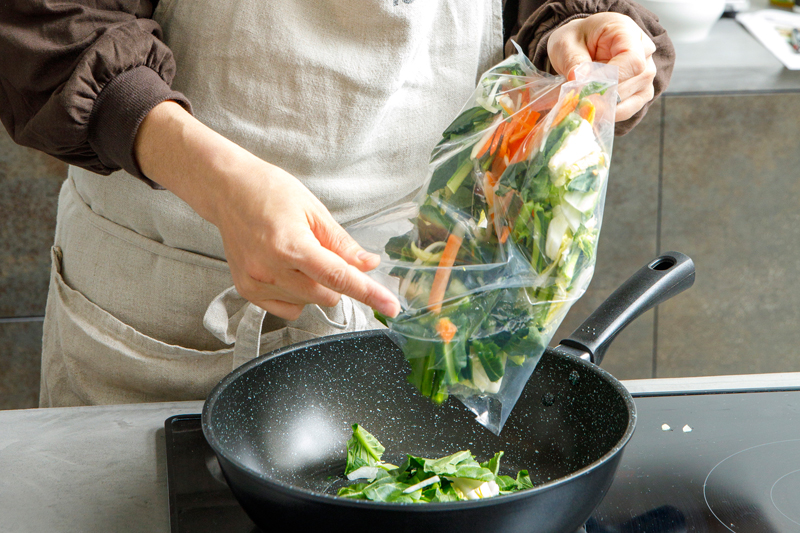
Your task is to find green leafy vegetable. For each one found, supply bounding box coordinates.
[337,425,533,502]
[372,53,613,424]
[344,423,386,476]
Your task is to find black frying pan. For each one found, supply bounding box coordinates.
[203,252,695,533]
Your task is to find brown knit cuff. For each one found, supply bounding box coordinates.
[88,66,192,188]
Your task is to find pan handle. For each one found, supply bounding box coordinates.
[556,251,695,365]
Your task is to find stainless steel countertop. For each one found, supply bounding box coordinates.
[2,373,800,533]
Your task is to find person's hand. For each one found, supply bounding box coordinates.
[210,159,402,321]
[134,101,401,321]
[546,12,657,122]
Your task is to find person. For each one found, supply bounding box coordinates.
[0,0,674,407]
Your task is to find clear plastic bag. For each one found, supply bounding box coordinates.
[348,48,619,434]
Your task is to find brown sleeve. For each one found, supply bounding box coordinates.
[0,0,190,186]
[503,0,675,136]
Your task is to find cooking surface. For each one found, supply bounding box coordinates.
[592,390,800,532]
[166,390,800,533]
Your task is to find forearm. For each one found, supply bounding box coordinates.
[133,100,263,225]
[133,101,399,319]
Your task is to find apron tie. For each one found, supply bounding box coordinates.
[204,286,377,370]
[203,286,267,369]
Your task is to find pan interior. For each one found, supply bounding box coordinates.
[204,332,632,496]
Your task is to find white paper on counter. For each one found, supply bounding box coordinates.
[737,9,800,70]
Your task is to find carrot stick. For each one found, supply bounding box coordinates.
[578,100,596,124]
[507,137,526,160]
[488,121,506,156]
[499,123,511,160]
[435,317,458,343]
[428,229,464,314]
[485,170,498,188]
[475,134,494,160]
[491,151,507,176]
[525,109,541,127]
[508,128,530,145]
[504,109,541,158]
[484,170,497,213]
[499,226,511,244]
[498,95,515,115]
[517,130,538,161]
[553,90,579,126]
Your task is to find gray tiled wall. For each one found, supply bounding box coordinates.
[556,92,800,381]
[1,92,799,410]
[0,320,44,409]
[0,132,66,409]
[658,93,800,377]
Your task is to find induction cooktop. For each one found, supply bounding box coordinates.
[165,390,800,533]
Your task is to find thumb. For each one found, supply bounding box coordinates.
[547,22,593,79]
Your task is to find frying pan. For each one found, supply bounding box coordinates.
[203,251,695,533]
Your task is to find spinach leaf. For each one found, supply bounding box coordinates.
[471,340,505,382]
[439,107,494,142]
[566,164,603,193]
[344,424,385,476]
[427,147,472,194]
[385,231,417,261]
[515,470,534,490]
[337,425,534,502]
[579,81,612,99]
[480,451,504,476]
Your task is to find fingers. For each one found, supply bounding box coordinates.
[298,244,400,318]
[615,55,656,121]
[232,224,399,320]
[259,299,305,321]
[305,212,399,316]
[605,31,655,84]
[214,156,398,321]
[238,266,342,308]
[553,13,658,122]
[290,216,399,316]
[312,214,381,272]
[546,19,594,79]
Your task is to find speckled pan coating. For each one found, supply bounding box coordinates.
[203,330,636,533]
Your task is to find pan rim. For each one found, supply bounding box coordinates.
[202,329,637,511]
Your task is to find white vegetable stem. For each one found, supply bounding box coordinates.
[445,477,501,500]
[346,466,379,481]
[547,119,603,187]
[402,475,441,494]
[545,206,570,261]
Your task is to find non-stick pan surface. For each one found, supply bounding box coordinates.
[203,252,695,533]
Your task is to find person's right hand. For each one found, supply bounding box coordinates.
[211,157,401,320]
[134,101,400,320]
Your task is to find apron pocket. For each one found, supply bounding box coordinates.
[41,246,235,407]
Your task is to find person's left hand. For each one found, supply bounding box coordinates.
[546,12,657,122]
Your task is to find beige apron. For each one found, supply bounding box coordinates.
[40,0,503,407]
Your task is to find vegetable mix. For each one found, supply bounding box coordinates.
[338,424,532,502]
[350,50,618,433]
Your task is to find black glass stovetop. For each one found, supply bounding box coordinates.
[165,390,800,533]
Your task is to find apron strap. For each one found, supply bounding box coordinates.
[232,303,267,369]
[307,302,349,331]
[204,286,379,370]
[203,286,266,369]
